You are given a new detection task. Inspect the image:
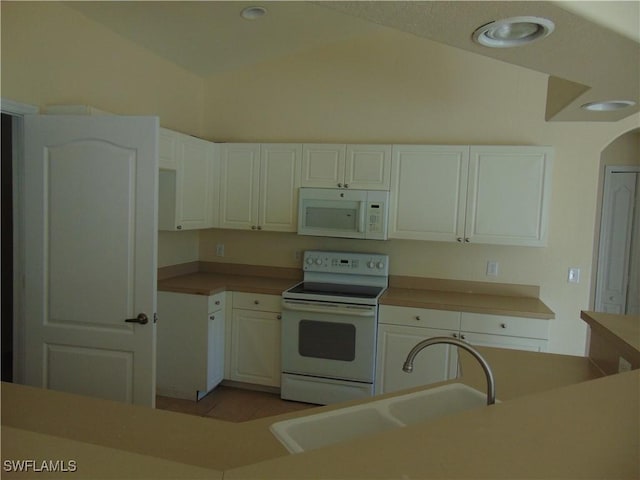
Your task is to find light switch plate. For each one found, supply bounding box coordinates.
[486,261,499,277]
[568,267,580,283]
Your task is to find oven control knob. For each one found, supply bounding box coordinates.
[367,261,375,269]
[315,258,323,265]
[376,261,385,269]
[305,257,314,265]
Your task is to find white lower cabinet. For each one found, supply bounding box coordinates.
[459,312,549,352]
[229,292,282,387]
[157,291,225,400]
[376,306,460,395]
[376,306,551,394]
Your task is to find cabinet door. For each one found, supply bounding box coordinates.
[219,143,261,230]
[375,324,458,395]
[158,129,215,231]
[230,309,281,387]
[259,144,301,232]
[345,145,392,190]
[301,144,346,188]
[465,146,552,246]
[157,292,209,399]
[389,145,469,241]
[206,307,225,393]
[179,135,214,230]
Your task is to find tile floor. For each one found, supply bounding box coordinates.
[156,385,318,422]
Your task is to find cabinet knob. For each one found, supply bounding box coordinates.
[254,300,260,305]
[464,238,470,243]
[456,237,463,242]
[500,323,507,329]
[452,333,458,338]
[337,183,343,188]
[251,225,257,230]
[257,225,262,230]
[415,315,421,321]
[344,183,349,188]
[215,300,221,305]
[210,315,215,321]
[460,334,466,340]
[277,314,282,320]
[177,225,182,230]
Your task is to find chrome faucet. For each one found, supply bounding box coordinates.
[402,336,496,405]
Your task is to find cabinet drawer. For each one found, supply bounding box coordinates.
[233,292,281,312]
[208,292,225,312]
[379,305,461,330]
[460,313,549,340]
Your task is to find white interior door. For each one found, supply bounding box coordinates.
[596,168,638,314]
[23,115,158,406]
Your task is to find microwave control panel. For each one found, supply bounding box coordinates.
[367,202,384,234]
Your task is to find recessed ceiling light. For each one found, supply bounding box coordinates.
[581,100,636,112]
[473,16,555,48]
[241,6,267,20]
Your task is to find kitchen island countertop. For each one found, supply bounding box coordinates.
[3,344,625,478]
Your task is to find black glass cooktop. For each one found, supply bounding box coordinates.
[285,282,383,299]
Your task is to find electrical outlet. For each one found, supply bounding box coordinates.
[486,261,499,277]
[618,357,632,373]
[568,267,580,283]
[215,244,225,257]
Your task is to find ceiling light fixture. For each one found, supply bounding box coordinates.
[580,100,636,112]
[473,16,555,48]
[241,6,267,20]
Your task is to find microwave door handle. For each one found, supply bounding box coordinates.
[358,202,366,233]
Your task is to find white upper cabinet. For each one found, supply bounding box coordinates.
[301,144,345,188]
[219,143,301,232]
[345,144,392,190]
[158,128,218,231]
[389,145,470,242]
[465,146,553,246]
[389,145,553,247]
[259,144,303,231]
[301,144,391,190]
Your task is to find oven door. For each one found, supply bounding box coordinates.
[281,299,377,383]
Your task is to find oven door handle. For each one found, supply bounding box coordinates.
[282,300,375,317]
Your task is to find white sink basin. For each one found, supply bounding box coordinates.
[270,383,495,453]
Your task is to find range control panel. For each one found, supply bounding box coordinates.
[303,250,389,276]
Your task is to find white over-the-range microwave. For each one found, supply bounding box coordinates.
[297,188,389,240]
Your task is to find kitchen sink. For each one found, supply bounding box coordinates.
[387,383,488,425]
[270,383,495,453]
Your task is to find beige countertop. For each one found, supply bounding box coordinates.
[581,310,640,354]
[381,287,554,319]
[2,346,617,479]
[158,263,554,319]
[226,369,638,479]
[158,271,298,296]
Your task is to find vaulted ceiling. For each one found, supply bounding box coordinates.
[69,1,640,122]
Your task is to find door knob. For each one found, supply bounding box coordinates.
[125,313,149,325]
